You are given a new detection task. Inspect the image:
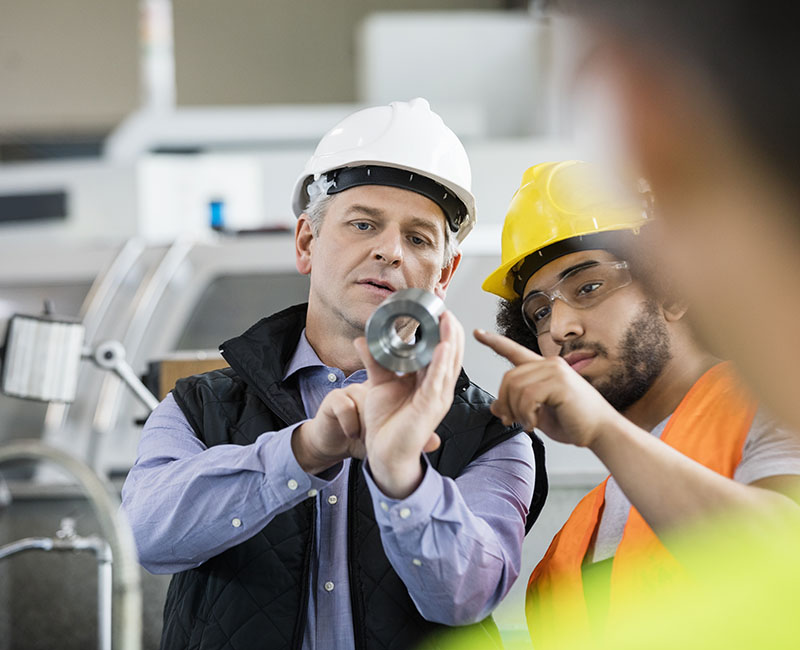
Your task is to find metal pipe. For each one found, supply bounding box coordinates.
[0,536,54,558]
[97,542,113,650]
[57,516,114,650]
[0,440,142,650]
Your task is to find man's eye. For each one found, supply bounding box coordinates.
[576,281,602,296]
[354,222,371,231]
[532,305,551,322]
[409,235,427,246]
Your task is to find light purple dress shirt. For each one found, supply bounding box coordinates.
[121,332,535,649]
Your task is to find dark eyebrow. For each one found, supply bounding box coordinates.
[345,204,384,218]
[406,216,442,237]
[558,260,600,280]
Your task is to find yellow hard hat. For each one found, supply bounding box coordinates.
[482,160,652,300]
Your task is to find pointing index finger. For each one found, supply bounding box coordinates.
[473,328,543,366]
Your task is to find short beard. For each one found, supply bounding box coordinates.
[589,300,672,412]
[498,295,672,413]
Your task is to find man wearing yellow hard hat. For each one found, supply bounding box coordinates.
[473,160,800,647]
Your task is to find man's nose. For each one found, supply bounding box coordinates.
[373,227,403,266]
[547,297,584,344]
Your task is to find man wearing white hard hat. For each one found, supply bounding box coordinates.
[122,98,547,650]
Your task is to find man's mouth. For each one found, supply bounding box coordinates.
[563,351,597,372]
[358,279,396,293]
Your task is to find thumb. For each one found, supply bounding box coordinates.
[422,432,441,453]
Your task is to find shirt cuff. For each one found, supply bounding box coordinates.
[363,456,442,531]
[260,423,344,502]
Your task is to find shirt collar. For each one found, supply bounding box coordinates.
[283,329,326,381]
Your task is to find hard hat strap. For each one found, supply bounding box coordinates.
[325,165,467,234]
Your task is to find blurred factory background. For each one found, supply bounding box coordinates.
[0,1,604,648]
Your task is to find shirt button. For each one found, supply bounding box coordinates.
[324,581,335,592]
[399,507,411,519]
[327,372,337,383]
[327,495,338,505]
[380,501,389,512]
[231,517,242,528]
[412,558,422,566]
[287,479,298,490]
[307,489,318,497]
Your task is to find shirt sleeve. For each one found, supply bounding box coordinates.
[734,407,800,485]
[362,432,535,625]
[120,392,342,574]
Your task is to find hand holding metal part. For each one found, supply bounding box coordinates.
[354,305,464,498]
[293,289,449,480]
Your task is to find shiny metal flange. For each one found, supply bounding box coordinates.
[365,288,445,373]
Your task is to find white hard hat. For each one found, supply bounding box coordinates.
[291,98,476,242]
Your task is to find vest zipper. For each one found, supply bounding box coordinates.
[292,489,316,649]
[347,460,367,650]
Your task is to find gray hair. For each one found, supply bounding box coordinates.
[303,175,460,268]
[304,176,337,238]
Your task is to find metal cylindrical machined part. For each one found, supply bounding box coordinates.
[365,288,445,373]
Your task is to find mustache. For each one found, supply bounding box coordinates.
[560,340,609,359]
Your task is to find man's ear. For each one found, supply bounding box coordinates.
[434,251,462,300]
[662,297,689,322]
[295,215,314,275]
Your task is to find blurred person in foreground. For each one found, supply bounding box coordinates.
[552,0,800,435]
[536,4,800,648]
[121,99,547,650]
[474,161,800,648]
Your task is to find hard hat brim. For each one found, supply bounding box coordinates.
[482,226,644,301]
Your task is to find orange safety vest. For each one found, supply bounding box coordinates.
[525,362,758,648]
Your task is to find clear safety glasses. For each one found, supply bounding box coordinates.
[521,260,632,336]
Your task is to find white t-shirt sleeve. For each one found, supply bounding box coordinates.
[734,407,800,484]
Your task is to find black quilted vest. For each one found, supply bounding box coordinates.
[163,304,548,650]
